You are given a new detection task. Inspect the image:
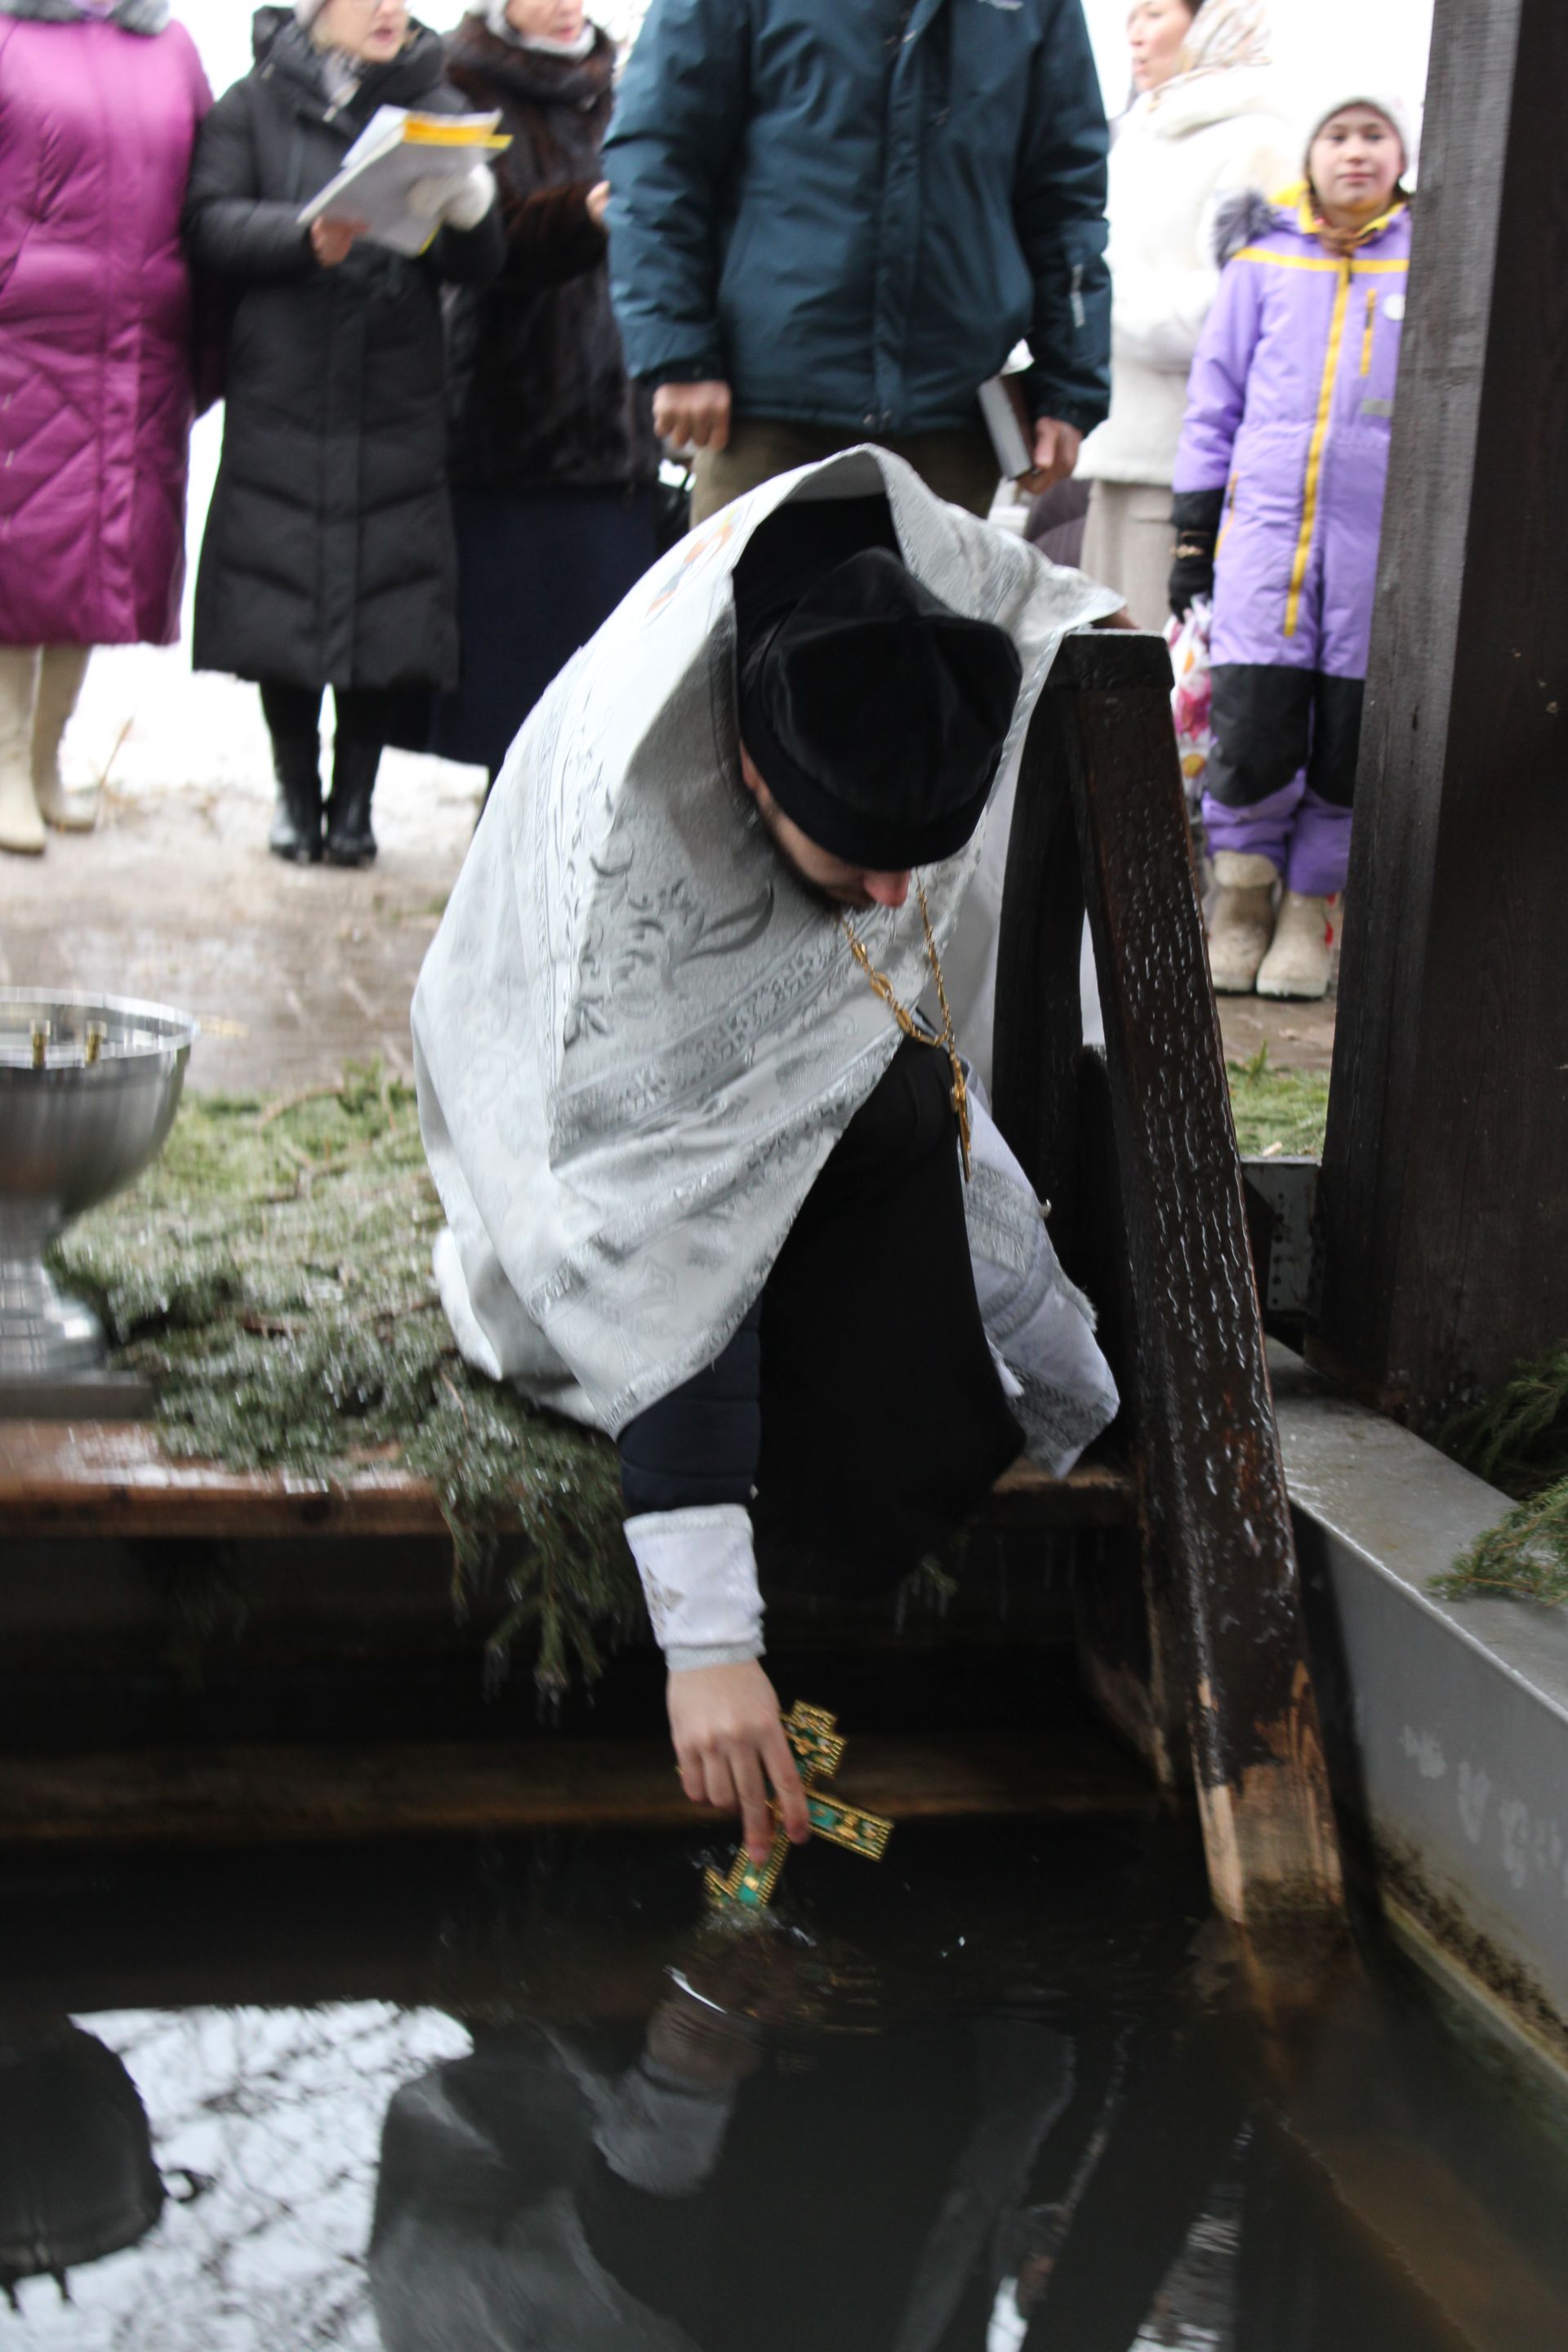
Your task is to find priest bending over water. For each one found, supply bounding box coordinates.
[413,448,1120,1864]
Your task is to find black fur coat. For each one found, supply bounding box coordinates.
[443,15,657,493]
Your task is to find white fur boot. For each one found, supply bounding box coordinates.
[1257,891,1339,1000]
[32,645,96,831]
[0,646,45,856]
[1205,851,1279,994]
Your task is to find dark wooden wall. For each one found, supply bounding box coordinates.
[1315,0,1568,1428]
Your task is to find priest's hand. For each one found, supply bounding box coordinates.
[668,1660,813,1863]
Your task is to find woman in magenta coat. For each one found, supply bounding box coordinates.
[0,0,211,857]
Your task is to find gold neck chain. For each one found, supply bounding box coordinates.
[841,880,972,1181]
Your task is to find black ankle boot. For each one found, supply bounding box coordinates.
[268,734,323,862]
[324,737,381,866]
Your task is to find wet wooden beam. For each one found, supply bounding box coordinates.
[0,1730,1164,1847]
[1011,631,1345,1942]
[0,1419,1134,1539]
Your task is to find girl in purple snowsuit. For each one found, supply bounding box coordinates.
[1169,90,1414,996]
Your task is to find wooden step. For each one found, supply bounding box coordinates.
[0,1418,1135,1541]
[0,1729,1164,1847]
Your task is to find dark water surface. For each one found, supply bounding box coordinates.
[2,1819,1567,2350]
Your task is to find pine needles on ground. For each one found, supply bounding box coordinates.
[49,1069,636,1692]
[1431,1486,1568,1610]
[1439,1343,1568,1500]
[43,1048,1337,1670]
[1431,1344,1568,1610]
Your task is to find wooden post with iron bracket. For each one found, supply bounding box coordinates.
[993,627,1345,1946]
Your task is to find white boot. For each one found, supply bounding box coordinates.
[32,644,96,831]
[0,646,45,856]
[1205,851,1278,993]
[1257,890,1339,1000]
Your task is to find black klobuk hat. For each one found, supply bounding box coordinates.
[735,541,1022,872]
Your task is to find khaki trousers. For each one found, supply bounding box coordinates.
[1080,479,1176,635]
[691,416,1000,525]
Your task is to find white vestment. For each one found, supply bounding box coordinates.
[413,448,1120,1506]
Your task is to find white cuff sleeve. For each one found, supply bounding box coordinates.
[624,1503,764,1670]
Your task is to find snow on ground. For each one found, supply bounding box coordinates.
[65,416,480,819]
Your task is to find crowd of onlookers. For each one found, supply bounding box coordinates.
[0,0,1415,1001]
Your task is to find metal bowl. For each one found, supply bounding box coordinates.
[0,990,197,1381]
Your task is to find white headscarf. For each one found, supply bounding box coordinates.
[1171,0,1273,87]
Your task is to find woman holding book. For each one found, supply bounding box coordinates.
[432,0,661,786]
[0,0,212,857]
[184,0,504,867]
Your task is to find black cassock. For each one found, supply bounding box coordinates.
[618,1037,1024,1594]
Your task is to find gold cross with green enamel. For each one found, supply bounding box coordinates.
[705,1702,894,1915]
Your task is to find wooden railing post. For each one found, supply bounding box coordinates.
[995,630,1345,1943]
[1314,0,1568,1428]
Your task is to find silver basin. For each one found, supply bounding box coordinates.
[0,990,197,1381]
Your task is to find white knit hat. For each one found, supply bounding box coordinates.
[1301,89,1419,182]
[295,0,328,24]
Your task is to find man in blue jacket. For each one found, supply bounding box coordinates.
[604,0,1111,524]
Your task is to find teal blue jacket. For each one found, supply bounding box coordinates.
[604,0,1110,438]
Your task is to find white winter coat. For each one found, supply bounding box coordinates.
[1078,68,1294,488]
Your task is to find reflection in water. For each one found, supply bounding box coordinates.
[1,1824,1567,2349]
[0,2021,167,2308]
[370,1997,1074,2352]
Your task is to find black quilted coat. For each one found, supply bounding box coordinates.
[441,15,657,493]
[184,10,503,692]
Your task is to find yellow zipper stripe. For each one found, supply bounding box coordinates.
[1234,247,1341,272]
[1232,248,1410,275]
[1215,472,1240,556]
[1285,261,1352,639]
[1361,287,1378,374]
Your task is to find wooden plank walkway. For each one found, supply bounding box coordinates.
[0,1419,1136,1539]
[0,1730,1163,1847]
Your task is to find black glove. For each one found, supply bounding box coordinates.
[1169,488,1225,620]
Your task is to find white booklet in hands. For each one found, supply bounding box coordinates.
[298,106,509,258]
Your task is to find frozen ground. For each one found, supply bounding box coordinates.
[0,414,486,1094]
